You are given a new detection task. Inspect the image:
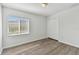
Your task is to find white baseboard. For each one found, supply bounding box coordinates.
[4,37,79,50]
[0,48,3,55]
[3,37,47,49]
[59,40,79,48]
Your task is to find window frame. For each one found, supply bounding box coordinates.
[7,16,29,36]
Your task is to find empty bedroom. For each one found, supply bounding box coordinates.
[0,3,79,55]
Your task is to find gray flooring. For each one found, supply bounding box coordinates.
[2,38,79,55]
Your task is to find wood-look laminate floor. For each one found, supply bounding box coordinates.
[2,38,79,55]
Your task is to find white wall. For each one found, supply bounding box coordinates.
[2,7,47,48]
[59,6,79,47]
[3,4,79,49]
[47,17,58,40]
[0,4,2,54]
[47,5,79,48]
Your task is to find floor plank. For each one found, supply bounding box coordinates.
[2,38,79,55]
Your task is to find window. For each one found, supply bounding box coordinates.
[8,16,29,36]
